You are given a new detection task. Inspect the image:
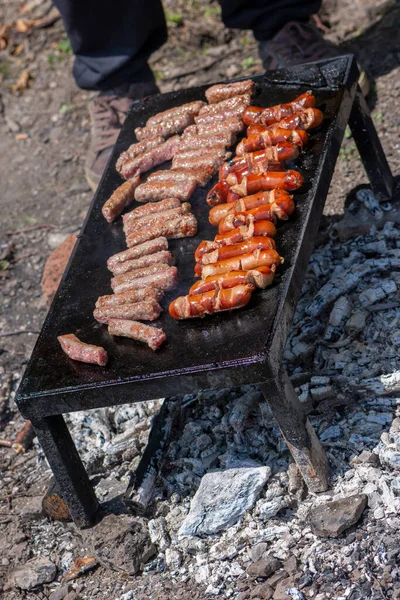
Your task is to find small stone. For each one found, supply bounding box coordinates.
[49,585,72,600]
[320,425,341,441]
[350,450,380,466]
[249,542,269,563]
[41,234,77,306]
[8,557,57,590]
[267,571,289,587]
[12,496,43,522]
[273,578,296,600]
[283,555,298,574]
[308,494,367,538]
[374,506,385,520]
[247,557,281,580]
[179,466,271,537]
[165,548,182,569]
[83,514,156,575]
[251,582,274,599]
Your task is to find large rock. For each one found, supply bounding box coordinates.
[8,557,57,589]
[179,466,271,537]
[83,514,156,575]
[308,494,367,538]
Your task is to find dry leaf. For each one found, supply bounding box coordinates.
[15,133,29,140]
[12,43,24,56]
[12,70,31,94]
[14,19,34,33]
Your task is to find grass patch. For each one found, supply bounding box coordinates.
[241,56,254,69]
[165,9,183,24]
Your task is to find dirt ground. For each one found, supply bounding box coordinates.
[0,0,399,598]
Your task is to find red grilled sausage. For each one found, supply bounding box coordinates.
[169,284,254,319]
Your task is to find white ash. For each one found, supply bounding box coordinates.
[25,211,400,598]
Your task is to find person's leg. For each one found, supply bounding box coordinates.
[53,0,167,91]
[53,0,167,189]
[218,0,321,42]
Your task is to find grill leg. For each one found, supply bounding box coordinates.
[349,85,394,202]
[260,368,328,493]
[32,414,99,528]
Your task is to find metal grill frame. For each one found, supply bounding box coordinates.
[15,55,394,527]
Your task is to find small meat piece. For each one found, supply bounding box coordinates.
[119,135,181,179]
[179,130,236,151]
[94,299,162,324]
[116,136,164,172]
[58,334,108,366]
[135,179,197,203]
[109,250,174,276]
[172,150,230,171]
[126,213,197,247]
[123,198,181,229]
[135,113,194,141]
[102,175,140,223]
[111,263,172,291]
[108,319,166,351]
[107,237,168,269]
[194,108,247,126]
[179,166,216,187]
[169,284,254,319]
[173,146,229,162]
[147,169,198,187]
[146,100,206,127]
[111,266,178,294]
[197,94,251,117]
[205,79,255,104]
[96,288,163,308]
[185,118,245,137]
[124,204,191,236]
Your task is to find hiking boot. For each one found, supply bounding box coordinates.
[85,80,159,191]
[259,20,369,96]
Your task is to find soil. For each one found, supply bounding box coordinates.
[0,0,399,598]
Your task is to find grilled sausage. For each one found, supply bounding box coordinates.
[169,284,254,319]
[195,236,276,275]
[108,250,174,276]
[102,175,140,223]
[108,319,166,351]
[205,80,255,103]
[94,299,162,324]
[200,248,282,279]
[189,266,276,295]
[107,237,168,269]
[218,195,295,233]
[219,143,299,179]
[58,334,108,366]
[231,170,303,196]
[125,213,197,248]
[236,128,309,156]
[242,91,316,126]
[209,189,292,225]
[96,288,163,308]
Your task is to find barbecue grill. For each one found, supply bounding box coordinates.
[15,55,394,527]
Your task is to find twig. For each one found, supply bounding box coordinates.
[7,224,57,236]
[0,329,40,337]
[10,252,39,263]
[0,439,12,448]
[12,420,35,454]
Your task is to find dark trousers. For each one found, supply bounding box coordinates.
[53,0,321,91]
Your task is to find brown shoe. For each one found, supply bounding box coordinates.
[259,21,369,96]
[85,81,159,192]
